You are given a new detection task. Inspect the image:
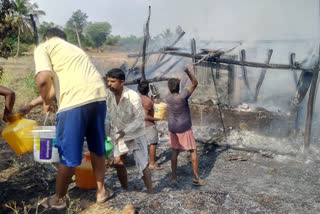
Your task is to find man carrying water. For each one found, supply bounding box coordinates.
[19,28,113,209]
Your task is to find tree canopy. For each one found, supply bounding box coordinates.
[66,10,88,34]
[65,10,88,48]
[0,0,15,58]
[86,22,111,48]
[11,0,45,56]
[38,21,59,41]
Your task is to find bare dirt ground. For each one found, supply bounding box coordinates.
[0,50,319,213]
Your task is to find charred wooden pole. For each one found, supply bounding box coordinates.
[304,46,320,149]
[210,65,227,139]
[191,39,197,73]
[125,77,171,85]
[129,51,161,58]
[290,53,298,88]
[227,64,235,105]
[292,70,313,131]
[157,31,185,63]
[254,49,273,101]
[29,14,38,45]
[216,63,220,79]
[292,70,313,106]
[147,57,172,78]
[240,49,253,99]
[160,58,184,77]
[130,48,142,70]
[141,6,151,80]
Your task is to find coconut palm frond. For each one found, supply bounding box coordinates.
[11,0,45,56]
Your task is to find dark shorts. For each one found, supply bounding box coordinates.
[56,101,106,167]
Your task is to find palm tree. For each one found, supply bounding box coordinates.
[11,0,45,57]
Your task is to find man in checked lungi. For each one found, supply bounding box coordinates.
[166,65,206,186]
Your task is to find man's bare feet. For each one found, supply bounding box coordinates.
[171,177,178,185]
[39,195,66,210]
[96,188,114,203]
[149,164,163,170]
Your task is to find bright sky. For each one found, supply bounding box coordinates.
[34,0,319,40]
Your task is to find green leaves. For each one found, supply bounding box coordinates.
[86,22,112,48]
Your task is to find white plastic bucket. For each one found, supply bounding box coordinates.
[32,126,59,163]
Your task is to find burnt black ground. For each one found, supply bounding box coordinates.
[0,123,319,213]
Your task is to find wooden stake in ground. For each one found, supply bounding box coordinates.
[125,77,171,85]
[29,14,38,45]
[141,6,151,81]
[292,70,313,132]
[254,49,273,101]
[240,49,253,99]
[210,64,227,139]
[290,53,298,88]
[191,39,197,73]
[304,45,320,149]
[227,64,235,105]
[292,70,313,106]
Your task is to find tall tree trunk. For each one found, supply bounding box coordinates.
[73,22,82,48]
[15,27,20,57]
[75,28,82,49]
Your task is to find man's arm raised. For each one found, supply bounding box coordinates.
[184,65,198,94]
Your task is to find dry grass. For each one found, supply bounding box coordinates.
[0,47,135,114]
[88,48,140,75]
[0,56,38,113]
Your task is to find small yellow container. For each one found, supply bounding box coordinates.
[1,113,38,155]
[154,102,168,120]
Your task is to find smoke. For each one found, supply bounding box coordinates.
[149,0,318,41]
[90,0,320,153]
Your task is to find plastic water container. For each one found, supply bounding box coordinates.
[105,136,113,158]
[75,152,97,190]
[32,126,59,163]
[1,113,37,155]
[154,102,167,120]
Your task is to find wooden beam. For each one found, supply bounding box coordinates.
[147,57,172,78]
[216,63,220,79]
[124,77,171,85]
[292,70,313,106]
[129,48,142,70]
[163,51,313,71]
[157,31,185,63]
[304,68,319,148]
[29,14,38,45]
[141,6,151,80]
[128,51,161,58]
[160,58,184,77]
[210,65,227,139]
[227,64,235,105]
[254,49,273,101]
[191,38,197,73]
[240,49,253,98]
[290,53,298,88]
[304,45,320,148]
